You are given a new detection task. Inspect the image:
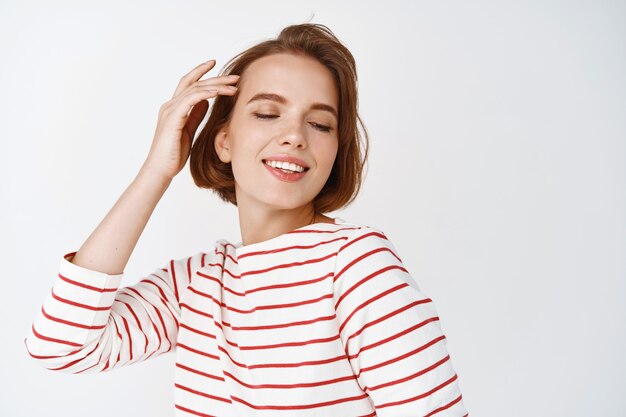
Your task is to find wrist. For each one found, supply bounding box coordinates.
[137,164,174,187]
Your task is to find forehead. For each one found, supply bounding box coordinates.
[237,53,338,107]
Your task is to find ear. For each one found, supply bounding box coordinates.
[214,125,232,163]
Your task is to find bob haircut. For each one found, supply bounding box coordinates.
[189,23,369,214]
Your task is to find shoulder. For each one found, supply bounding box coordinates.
[335,219,400,257]
[332,220,407,273]
[331,220,420,293]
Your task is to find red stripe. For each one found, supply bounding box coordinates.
[111,319,122,366]
[238,333,341,351]
[335,264,408,309]
[177,342,219,360]
[118,290,162,355]
[367,355,451,391]
[176,362,225,382]
[41,306,105,330]
[157,296,179,328]
[137,278,180,329]
[219,251,238,265]
[75,343,106,374]
[23,338,82,359]
[180,303,214,320]
[126,288,170,349]
[51,289,110,311]
[337,231,389,254]
[121,316,133,361]
[58,273,117,292]
[140,278,168,301]
[359,335,446,375]
[175,383,231,403]
[229,390,369,410]
[197,270,333,298]
[170,259,180,301]
[233,351,346,370]
[152,302,171,345]
[63,251,78,260]
[424,394,464,416]
[186,256,192,284]
[179,316,339,352]
[179,323,216,340]
[334,246,403,285]
[248,272,333,294]
[212,248,228,260]
[350,316,441,359]
[120,301,148,355]
[187,286,333,314]
[48,342,100,371]
[219,264,239,280]
[346,298,432,343]
[31,324,81,347]
[376,373,459,409]
[241,251,336,278]
[178,360,358,391]
[237,236,348,259]
[180,384,367,410]
[338,283,408,334]
[146,319,162,356]
[175,404,218,417]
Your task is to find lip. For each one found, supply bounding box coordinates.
[263,162,308,183]
[262,154,310,169]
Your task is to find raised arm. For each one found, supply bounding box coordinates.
[24,59,239,373]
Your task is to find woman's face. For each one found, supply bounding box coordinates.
[215,53,339,213]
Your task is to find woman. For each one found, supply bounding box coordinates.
[25,23,469,416]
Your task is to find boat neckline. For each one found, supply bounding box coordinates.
[234,217,346,256]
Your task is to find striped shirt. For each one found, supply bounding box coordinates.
[25,217,468,416]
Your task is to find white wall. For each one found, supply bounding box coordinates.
[1,0,624,416]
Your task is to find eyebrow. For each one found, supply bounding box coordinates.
[246,92,338,119]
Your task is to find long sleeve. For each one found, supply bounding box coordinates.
[24,250,201,373]
[332,227,468,416]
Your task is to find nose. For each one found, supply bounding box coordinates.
[279,118,307,149]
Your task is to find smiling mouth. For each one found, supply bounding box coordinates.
[262,159,310,174]
[261,160,311,183]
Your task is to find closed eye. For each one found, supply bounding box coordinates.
[253,113,333,133]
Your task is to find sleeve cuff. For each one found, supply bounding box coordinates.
[60,251,124,289]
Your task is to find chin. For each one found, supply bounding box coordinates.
[252,190,314,209]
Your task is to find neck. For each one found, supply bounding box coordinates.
[238,204,332,247]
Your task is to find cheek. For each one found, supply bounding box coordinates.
[320,142,339,170]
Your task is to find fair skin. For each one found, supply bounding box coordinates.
[214,53,339,246]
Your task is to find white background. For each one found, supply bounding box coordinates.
[1,1,625,416]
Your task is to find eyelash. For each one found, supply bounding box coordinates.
[253,113,333,133]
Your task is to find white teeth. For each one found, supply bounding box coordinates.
[264,160,305,173]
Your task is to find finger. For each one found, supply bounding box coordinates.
[177,74,240,99]
[196,74,240,88]
[171,88,236,128]
[172,59,216,98]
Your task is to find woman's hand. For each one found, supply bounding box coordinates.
[141,59,239,180]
